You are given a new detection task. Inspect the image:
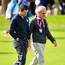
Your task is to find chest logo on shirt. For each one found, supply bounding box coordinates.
[39,28,43,33]
[26,19,29,22]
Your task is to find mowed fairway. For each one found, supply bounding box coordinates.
[0,15,65,65]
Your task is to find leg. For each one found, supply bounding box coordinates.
[30,42,38,65]
[30,43,45,65]
[13,40,28,65]
[37,43,45,65]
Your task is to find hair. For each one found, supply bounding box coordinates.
[16,0,18,3]
[35,6,46,15]
[19,4,29,11]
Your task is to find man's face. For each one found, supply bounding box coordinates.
[38,9,46,18]
[20,10,28,16]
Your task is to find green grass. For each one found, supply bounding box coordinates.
[0,15,65,65]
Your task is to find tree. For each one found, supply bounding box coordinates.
[1,0,10,15]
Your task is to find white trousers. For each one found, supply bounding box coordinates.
[30,42,45,65]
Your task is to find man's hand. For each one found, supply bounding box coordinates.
[28,40,31,49]
[53,41,57,47]
[16,38,20,41]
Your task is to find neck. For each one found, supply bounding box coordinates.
[36,16,44,20]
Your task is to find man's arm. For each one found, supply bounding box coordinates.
[45,21,57,47]
[9,19,19,40]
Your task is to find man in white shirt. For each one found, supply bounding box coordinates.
[6,0,19,20]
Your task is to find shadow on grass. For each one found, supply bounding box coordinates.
[55,37,65,39]
[51,29,65,32]
[0,52,15,54]
[0,40,12,42]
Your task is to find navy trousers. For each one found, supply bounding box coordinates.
[13,39,28,65]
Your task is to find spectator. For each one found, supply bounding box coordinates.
[35,0,55,8]
[35,0,48,7]
[35,0,58,16]
[18,0,29,6]
[35,0,40,7]
[4,0,19,37]
[30,0,35,15]
[6,0,19,20]
[59,0,65,14]
[6,0,30,20]
[48,0,58,15]
[3,0,19,37]
[0,0,1,5]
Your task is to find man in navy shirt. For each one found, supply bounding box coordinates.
[9,4,30,65]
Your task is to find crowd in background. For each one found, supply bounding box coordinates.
[0,0,64,16]
[5,0,65,18]
[30,0,65,15]
[59,0,65,14]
